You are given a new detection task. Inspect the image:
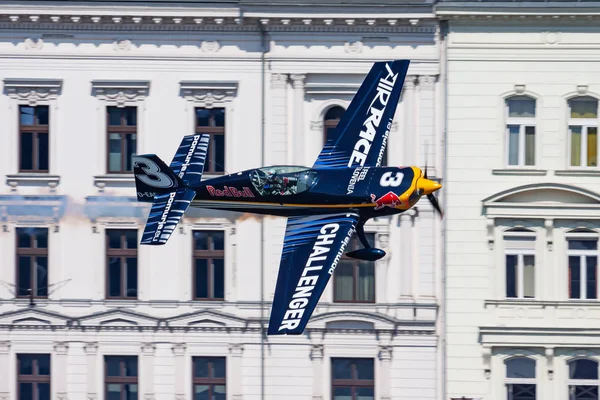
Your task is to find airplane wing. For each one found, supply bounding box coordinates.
[313,60,410,169]
[267,212,360,335]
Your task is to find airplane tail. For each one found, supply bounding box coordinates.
[132,134,210,245]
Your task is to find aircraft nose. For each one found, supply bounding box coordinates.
[418,178,441,195]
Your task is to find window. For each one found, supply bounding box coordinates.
[193,357,226,400]
[569,97,599,167]
[334,233,375,303]
[331,358,374,400]
[568,358,599,400]
[16,228,49,298]
[505,357,536,400]
[195,108,225,174]
[193,230,225,300]
[17,354,50,400]
[504,232,536,299]
[105,356,138,400]
[568,236,598,300]
[107,106,137,173]
[505,96,536,166]
[106,230,138,299]
[323,106,345,143]
[19,105,49,172]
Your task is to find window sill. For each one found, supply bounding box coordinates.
[492,169,547,176]
[6,173,60,190]
[555,169,600,177]
[94,174,135,190]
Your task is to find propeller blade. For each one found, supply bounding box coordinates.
[427,193,444,218]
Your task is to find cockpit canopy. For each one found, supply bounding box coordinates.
[250,166,318,196]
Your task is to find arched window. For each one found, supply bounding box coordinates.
[569,96,599,167]
[505,357,536,400]
[323,106,345,143]
[568,358,599,399]
[504,228,536,299]
[505,95,536,167]
[567,229,599,300]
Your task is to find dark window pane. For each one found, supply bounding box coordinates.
[107,231,122,249]
[20,106,35,125]
[332,359,352,380]
[107,384,121,400]
[355,359,374,380]
[18,229,31,247]
[37,354,50,375]
[18,256,32,296]
[356,387,374,400]
[125,357,138,376]
[19,383,32,400]
[212,232,224,250]
[124,108,137,126]
[213,358,226,378]
[506,357,536,379]
[125,231,137,249]
[126,384,138,400]
[20,132,33,170]
[357,262,374,302]
[106,358,121,376]
[214,385,226,400]
[194,231,208,250]
[570,256,581,299]
[194,358,209,377]
[570,359,599,379]
[195,259,208,298]
[325,106,345,121]
[569,239,598,251]
[126,134,136,171]
[587,256,597,300]
[109,133,122,172]
[19,355,33,374]
[196,109,210,127]
[35,257,48,297]
[38,133,49,171]
[507,97,535,118]
[38,383,50,400]
[333,387,352,400]
[214,135,225,172]
[109,258,122,297]
[36,229,48,248]
[126,258,138,297]
[37,106,49,125]
[334,262,354,301]
[213,259,225,299]
[108,108,122,126]
[572,385,598,400]
[506,255,517,298]
[194,385,209,400]
[214,109,225,127]
[571,98,598,118]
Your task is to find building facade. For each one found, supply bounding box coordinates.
[0,1,443,400]
[438,1,600,399]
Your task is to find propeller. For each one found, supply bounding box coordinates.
[423,142,444,219]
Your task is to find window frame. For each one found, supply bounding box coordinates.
[106,106,137,174]
[192,356,227,400]
[15,227,49,299]
[333,233,376,304]
[504,96,537,167]
[504,231,536,300]
[567,232,599,300]
[105,229,138,300]
[17,353,51,400]
[192,230,225,301]
[568,96,600,168]
[567,358,600,400]
[18,105,50,173]
[504,356,537,400]
[330,357,375,400]
[104,355,139,400]
[195,107,225,175]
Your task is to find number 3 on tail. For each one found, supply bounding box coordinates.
[380,171,404,187]
[133,156,174,188]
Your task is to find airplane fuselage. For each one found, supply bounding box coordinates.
[189,165,427,218]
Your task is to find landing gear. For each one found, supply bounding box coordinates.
[345,220,386,261]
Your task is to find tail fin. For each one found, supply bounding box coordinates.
[133,134,210,245]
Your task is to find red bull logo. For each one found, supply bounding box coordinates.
[370,191,403,210]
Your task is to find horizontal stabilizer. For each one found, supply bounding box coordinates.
[169,134,210,187]
[140,188,196,245]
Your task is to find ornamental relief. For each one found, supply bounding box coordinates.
[94,88,148,107]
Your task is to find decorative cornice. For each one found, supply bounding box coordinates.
[305,82,360,96]
[179,80,238,108]
[91,80,150,107]
[344,40,363,54]
[3,78,63,106]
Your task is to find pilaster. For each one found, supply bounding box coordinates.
[0,342,10,399]
[378,346,393,400]
[310,344,324,400]
[291,74,306,165]
[172,343,186,400]
[229,344,244,400]
[141,343,156,400]
[270,73,289,165]
[84,342,98,400]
